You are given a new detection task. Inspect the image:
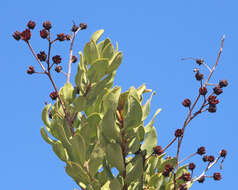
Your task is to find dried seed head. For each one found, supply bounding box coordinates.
[181,173,191,182]
[196,58,204,65]
[188,163,196,170]
[52,55,62,64]
[13,31,21,41]
[57,33,66,41]
[27,20,36,29]
[79,22,87,30]
[208,95,219,105]
[182,98,191,107]
[49,91,58,100]
[219,80,228,88]
[21,29,31,41]
[213,172,222,181]
[198,176,205,183]
[202,155,208,162]
[37,51,47,61]
[208,155,215,162]
[72,55,78,63]
[71,24,79,32]
[27,66,35,74]
[55,65,62,73]
[220,149,227,157]
[197,146,206,155]
[208,104,216,113]
[213,86,223,95]
[153,146,163,156]
[175,128,183,137]
[199,87,207,95]
[195,71,204,81]
[40,29,48,39]
[43,21,52,30]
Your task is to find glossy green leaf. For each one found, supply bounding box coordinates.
[102,109,121,142]
[90,29,104,43]
[87,113,101,138]
[40,127,54,144]
[149,174,164,189]
[42,104,51,130]
[141,125,157,156]
[59,82,76,104]
[88,58,109,83]
[84,40,99,65]
[97,38,111,54]
[103,86,121,113]
[107,52,123,74]
[101,178,122,190]
[88,143,104,177]
[176,164,188,178]
[124,95,143,130]
[102,42,114,59]
[66,161,91,185]
[142,92,155,121]
[51,115,71,146]
[71,134,86,165]
[52,141,68,162]
[106,143,124,173]
[73,96,87,112]
[125,154,143,184]
[127,136,140,154]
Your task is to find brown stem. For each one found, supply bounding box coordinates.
[178,152,197,165]
[163,137,177,152]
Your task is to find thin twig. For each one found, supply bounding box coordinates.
[67,28,81,83]
[26,41,46,72]
[178,152,197,165]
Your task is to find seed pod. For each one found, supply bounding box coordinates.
[213,86,223,95]
[13,31,21,41]
[219,80,228,88]
[55,66,62,73]
[40,29,48,39]
[182,98,191,107]
[71,24,79,32]
[188,163,196,170]
[208,95,219,105]
[181,173,191,182]
[213,172,222,181]
[79,22,87,30]
[197,146,206,155]
[195,71,204,81]
[175,128,183,137]
[208,155,215,162]
[153,146,163,156]
[199,87,207,95]
[57,33,66,41]
[208,105,216,113]
[27,66,35,74]
[37,51,47,61]
[198,176,205,183]
[43,21,52,30]
[27,20,36,29]
[220,149,227,157]
[196,58,204,65]
[202,155,208,162]
[49,91,58,100]
[71,55,77,63]
[52,55,62,64]
[21,29,31,41]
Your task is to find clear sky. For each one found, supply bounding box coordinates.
[1,0,237,189]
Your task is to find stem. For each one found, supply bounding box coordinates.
[26,41,46,72]
[67,28,81,83]
[178,152,197,165]
[163,137,177,152]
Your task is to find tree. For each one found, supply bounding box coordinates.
[13,20,228,190]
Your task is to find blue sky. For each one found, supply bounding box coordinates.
[1,0,237,189]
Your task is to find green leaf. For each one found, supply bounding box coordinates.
[124,95,143,130]
[142,92,155,121]
[73,96,87,112]
[87,113,102,138]
[59,82,75,104]
[90,29,104,43]
[106,143,124,173]
[103,86,121,113]
[88,58,109,83]
[125,154,143,184]
[52,141,69,162]
[88,143,104,177]
[102,109,121,142]
[84,40,99,65]
[40,127,54,144]
[97,38,111,54]
[51,115,71,146]
[102,42,114,59]
[42,104,51,130]
[66,161,91,185]
[176,164,188,178]
[101,178,122,190]
[71,134,86,165]
[137,84,146,98]
[127,136,140,154]
[107,52,123,74]
[149,174,164,189]
[141,125,157,156]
